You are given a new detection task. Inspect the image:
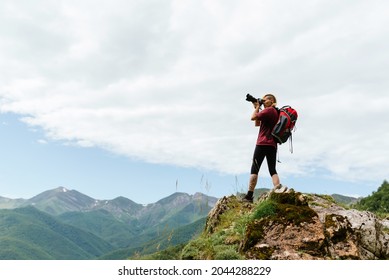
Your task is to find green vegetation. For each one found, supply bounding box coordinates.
[131,244,187,260]
[353,180,389,217]
[181,196,249,260]
[0,190,214,260]
[102,217,206,260]
[58,209,140,248]
[181,230,244,260]
[1,183,388,260]
[181,190,318,260]
[251,200,277,220]
[0,205,207,260]
[331,194,359,206]
[0,207,113,259]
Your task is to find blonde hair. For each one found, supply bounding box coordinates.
[263,94,277,107]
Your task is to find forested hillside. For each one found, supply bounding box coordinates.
[354,180,389,215]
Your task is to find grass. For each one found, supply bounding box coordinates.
[181,196,252,260]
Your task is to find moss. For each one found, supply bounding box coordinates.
[251,200,277,221]
[276,203,317,225]
[307,194,343,209]
[269,190,308,206]
[246,245,275,260]
[324,214,351,243]
[241,204,317,253]
[240,219,268,252]
[240,191,318,258]
[252,191,317,225]
[252,196,317,227]
[241,213,276,259]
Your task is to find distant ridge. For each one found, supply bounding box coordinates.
[0,196,26,209]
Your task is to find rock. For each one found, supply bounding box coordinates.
[199,190,389,260]
[310,195,389,259]
[205,195,253,234]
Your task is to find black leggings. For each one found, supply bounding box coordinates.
[250,145,278,176]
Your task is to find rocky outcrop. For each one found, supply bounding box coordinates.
[191,190,389,260]
[309,195,389,259]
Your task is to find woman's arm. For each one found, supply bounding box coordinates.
[251,102,262,126]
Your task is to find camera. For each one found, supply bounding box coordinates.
[245,94,264,105]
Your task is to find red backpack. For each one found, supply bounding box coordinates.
[272,106,298,150]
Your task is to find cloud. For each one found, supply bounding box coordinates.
[1,0,388,183]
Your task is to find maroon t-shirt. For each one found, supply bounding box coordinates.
[255,107,278,147]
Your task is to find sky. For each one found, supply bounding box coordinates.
[0,0,388,204]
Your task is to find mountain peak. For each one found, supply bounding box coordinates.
[49,186,70,193]
[60,187,68,193]
[25,187,96,215]
[96,196,143,216]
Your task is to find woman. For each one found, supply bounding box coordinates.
[242,94,286,203]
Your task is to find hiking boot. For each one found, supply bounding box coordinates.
[273,184,288,193]
[240,195,253,203]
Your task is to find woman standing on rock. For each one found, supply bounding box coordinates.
[242,94,286,203]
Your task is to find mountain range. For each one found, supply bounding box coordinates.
[0,187,361,259]
[0,187,217,259]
